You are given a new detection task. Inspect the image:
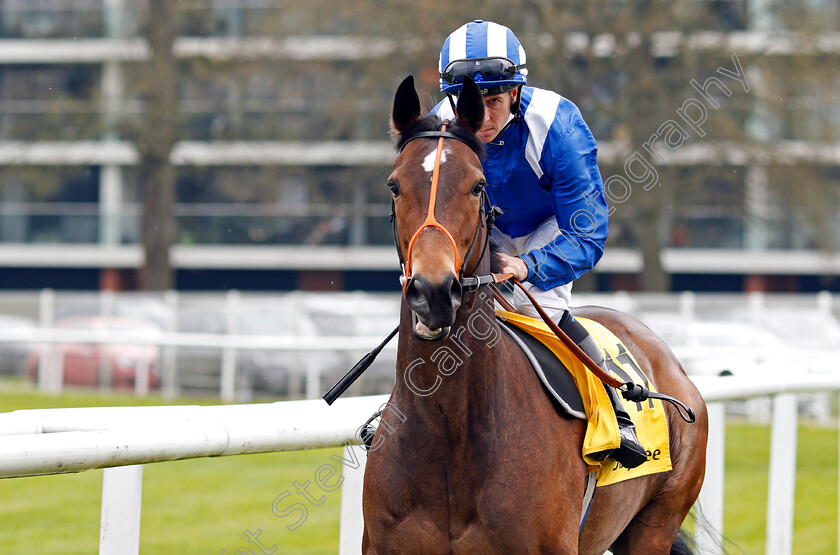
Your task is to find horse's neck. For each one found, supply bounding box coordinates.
[395,286,508,414]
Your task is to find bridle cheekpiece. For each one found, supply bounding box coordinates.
[391,120,508,297]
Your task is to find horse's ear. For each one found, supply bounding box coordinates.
[455,76,485,133]
[392,75,421,134]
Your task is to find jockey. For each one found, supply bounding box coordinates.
[433,20,647,469]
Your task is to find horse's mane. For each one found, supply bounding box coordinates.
[393,114,485,160]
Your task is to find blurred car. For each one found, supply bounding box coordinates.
[0,314,37,376]
[642,313,829,420]
[723,305,840,363]
[641,313,804,378]
[175,299,342,399]
[300,293,400,395]
[54,295,173,330]
[26,316,161,390]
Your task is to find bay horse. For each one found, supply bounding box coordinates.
[361,75,708,554]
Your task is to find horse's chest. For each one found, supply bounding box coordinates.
[367,446,567,550]
[364,382,584,551]
[378,480,569,554]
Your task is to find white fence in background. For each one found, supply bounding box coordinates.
[0,288,403,402]
[0,289,837,405]
[1,375,839,555]
[2,311,394,401]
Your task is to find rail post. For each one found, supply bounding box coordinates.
[99,464,144,555]
[220,289,240,402]
[765,393,797,555]
[696,401,725,555]
[162,289,179,399]
[339,444,367,555]
[37,288,59,394]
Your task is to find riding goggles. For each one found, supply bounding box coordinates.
[441,57,525,85]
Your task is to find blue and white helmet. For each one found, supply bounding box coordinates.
[439,20,528,95]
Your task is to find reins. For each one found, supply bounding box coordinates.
[511,279,695,422]
[391,120,617,381]
[391,122,694,422]
[331,119,695,423]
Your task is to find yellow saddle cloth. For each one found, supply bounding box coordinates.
[498,310,672,486]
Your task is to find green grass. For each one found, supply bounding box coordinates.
[722,418,838,554]
[0,381,837,553]
[0,380,342,554]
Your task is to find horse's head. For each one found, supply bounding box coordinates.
[389,75,487,340]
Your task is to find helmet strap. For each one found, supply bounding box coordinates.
[447,94,458,117]
[510,85,523,119]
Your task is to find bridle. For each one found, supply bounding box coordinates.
[390,120,507,296]
[384,123,696,420]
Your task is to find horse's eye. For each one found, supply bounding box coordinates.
[386,180,400,197]
[471,180,486,197]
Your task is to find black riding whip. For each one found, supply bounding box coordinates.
[323,325,399,405]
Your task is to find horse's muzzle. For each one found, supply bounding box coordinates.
[404,273,462,338]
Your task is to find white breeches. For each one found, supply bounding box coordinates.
[491,216,572,320]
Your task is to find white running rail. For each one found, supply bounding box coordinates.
[1,375,839,555]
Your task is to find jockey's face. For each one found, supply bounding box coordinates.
[476,88,517,143]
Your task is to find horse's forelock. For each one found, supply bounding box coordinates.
[394,114,485,160]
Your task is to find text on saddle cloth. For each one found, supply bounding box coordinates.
[497,310,672,487]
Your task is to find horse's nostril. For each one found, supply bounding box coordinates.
[404,277,432,316]
[404,274,460,331]
[448,274,462,303]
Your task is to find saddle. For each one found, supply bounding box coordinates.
[498,311,673,486]
[500,320,586,420]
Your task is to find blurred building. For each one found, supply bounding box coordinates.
[0,0,837,293]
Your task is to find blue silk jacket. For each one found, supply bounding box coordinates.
[434,86,609,291]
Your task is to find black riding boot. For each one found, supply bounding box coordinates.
[555,310,648,469]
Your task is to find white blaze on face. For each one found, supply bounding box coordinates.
[421,146,450,173]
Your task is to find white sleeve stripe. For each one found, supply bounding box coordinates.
[523,89,562,179]
[436,100,456,121]
[518,44,528,75]
[486,22,508,58]
[448,25,467,62]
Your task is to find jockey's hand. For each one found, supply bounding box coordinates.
[494,252,528,281]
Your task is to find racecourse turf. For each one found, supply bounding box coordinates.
[0,380,836,554]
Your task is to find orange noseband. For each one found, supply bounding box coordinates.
[402,121,462,295]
